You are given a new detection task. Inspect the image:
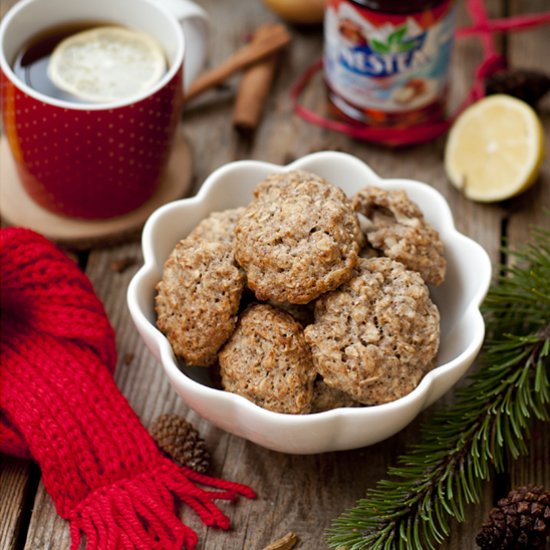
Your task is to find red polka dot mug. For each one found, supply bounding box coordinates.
[0,0,209,219]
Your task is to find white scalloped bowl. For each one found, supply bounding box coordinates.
[127,151,492,454]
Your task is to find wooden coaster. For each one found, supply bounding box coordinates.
[0,133,193,248]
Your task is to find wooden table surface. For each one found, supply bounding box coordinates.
[1,0,549,548]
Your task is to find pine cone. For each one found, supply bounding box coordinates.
[476,485,550,549]
[149,414,210,474]
[485,69,550,107]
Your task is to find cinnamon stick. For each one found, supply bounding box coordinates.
[185,23,291,103]
[233,23,283,132]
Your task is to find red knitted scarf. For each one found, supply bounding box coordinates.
[0,227,255,549]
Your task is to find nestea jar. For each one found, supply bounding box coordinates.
[324,0,456,128]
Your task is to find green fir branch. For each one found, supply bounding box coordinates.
[326,227,550,550]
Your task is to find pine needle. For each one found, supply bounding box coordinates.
[326,227,550,550]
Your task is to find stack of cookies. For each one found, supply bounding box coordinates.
[155,170,445,414]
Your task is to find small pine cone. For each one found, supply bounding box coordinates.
[485,69,550,107]
[149,414,210,474]
[476,485,550,550]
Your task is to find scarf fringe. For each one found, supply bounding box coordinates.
[67,460,256,550]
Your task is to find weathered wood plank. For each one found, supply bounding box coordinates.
[506,0,550,242]
[505,0,550,506]
[0,457,36,550]
[23,485,73,550]
[0,1,36,547]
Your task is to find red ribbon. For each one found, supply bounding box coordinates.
[291,1,550,147]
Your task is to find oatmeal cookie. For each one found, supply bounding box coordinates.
[304,257,440,405]
[310,377,360,413]
[235,170,363,304]
[353,186,446,286]
[155,238,244,367]
[218,304,316,414]
[253,170,325,201]
[188,207,245,246]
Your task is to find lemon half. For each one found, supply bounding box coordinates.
[444,94,545,202]
[48,26,166,103]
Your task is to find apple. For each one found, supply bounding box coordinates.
[263,0,327,25]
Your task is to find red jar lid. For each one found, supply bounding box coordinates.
[350,0,448,14]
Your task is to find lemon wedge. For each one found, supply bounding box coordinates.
[444,94,545,202]
[48,26,166,103]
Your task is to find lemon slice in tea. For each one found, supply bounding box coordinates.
[444,94,545,202]
[48,25,166,103]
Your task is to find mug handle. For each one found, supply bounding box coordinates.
[154,0,209,91]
